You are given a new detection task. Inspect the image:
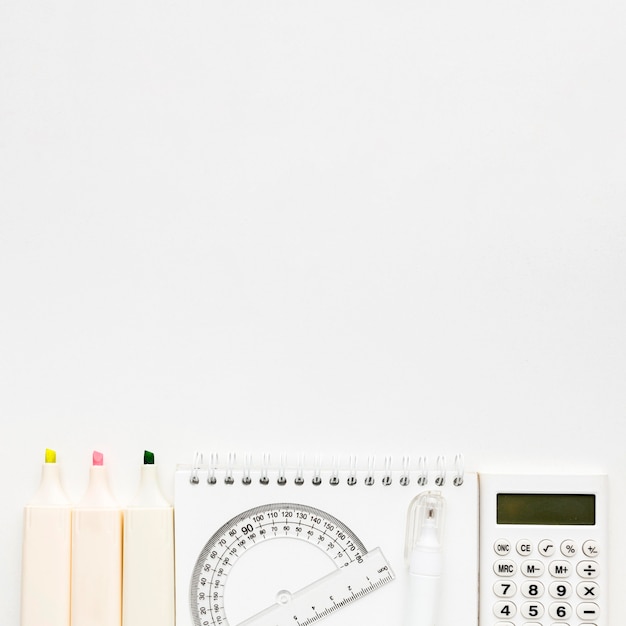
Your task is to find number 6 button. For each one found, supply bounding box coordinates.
[549,602,572,620]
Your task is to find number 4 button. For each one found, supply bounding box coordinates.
[493,601,516,618]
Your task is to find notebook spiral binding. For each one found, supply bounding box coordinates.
[188,453,464,488]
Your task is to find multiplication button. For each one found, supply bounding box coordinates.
[577,581,599,599]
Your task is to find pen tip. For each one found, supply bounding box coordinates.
[45,448,56,464]
[93,450,104,466]
[144,450,155,465]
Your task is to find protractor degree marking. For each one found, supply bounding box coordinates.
[190,503,372,626]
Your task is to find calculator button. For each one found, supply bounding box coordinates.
[494,539,512,556]
[549,581,572,599]
[538,539,556,556]
[582,539,600,557]
[548,601,572,620]
[577,601,600,620]
[493,601,517,619]
[576,560,599,578]
[494,581,517,597]
[577,581,599,599]
[521,580,544,598]
[521,560,544,577]
[494,560,517,576]
[548,561,571,577]
[521,601,544,619]
[559,540,577,557]
[516,539,533,555]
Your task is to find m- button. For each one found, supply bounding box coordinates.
[516,539,532,555]
[521,560,544,577]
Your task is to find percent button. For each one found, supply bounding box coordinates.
[560,540,577,557]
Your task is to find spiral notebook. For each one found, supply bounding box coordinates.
[175,454,478,626]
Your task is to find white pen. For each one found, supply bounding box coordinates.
[404,491,446,626]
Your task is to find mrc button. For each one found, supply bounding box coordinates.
[493,560,517,576]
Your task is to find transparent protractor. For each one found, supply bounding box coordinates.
[190,502,395,626]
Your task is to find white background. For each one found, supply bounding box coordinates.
[1,1,625,623]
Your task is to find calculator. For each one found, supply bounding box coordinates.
[479,474,607,626]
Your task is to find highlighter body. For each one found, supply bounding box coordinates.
[71,457,123,626]
[123,461,175,626]
[21,460,72,626]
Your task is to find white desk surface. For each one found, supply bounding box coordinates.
[1,1,625,623]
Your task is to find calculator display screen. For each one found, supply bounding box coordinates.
[497,493,596,525]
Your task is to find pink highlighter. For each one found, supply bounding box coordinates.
[71,451,123,626]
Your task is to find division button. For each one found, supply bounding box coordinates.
[576,560,599,578]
